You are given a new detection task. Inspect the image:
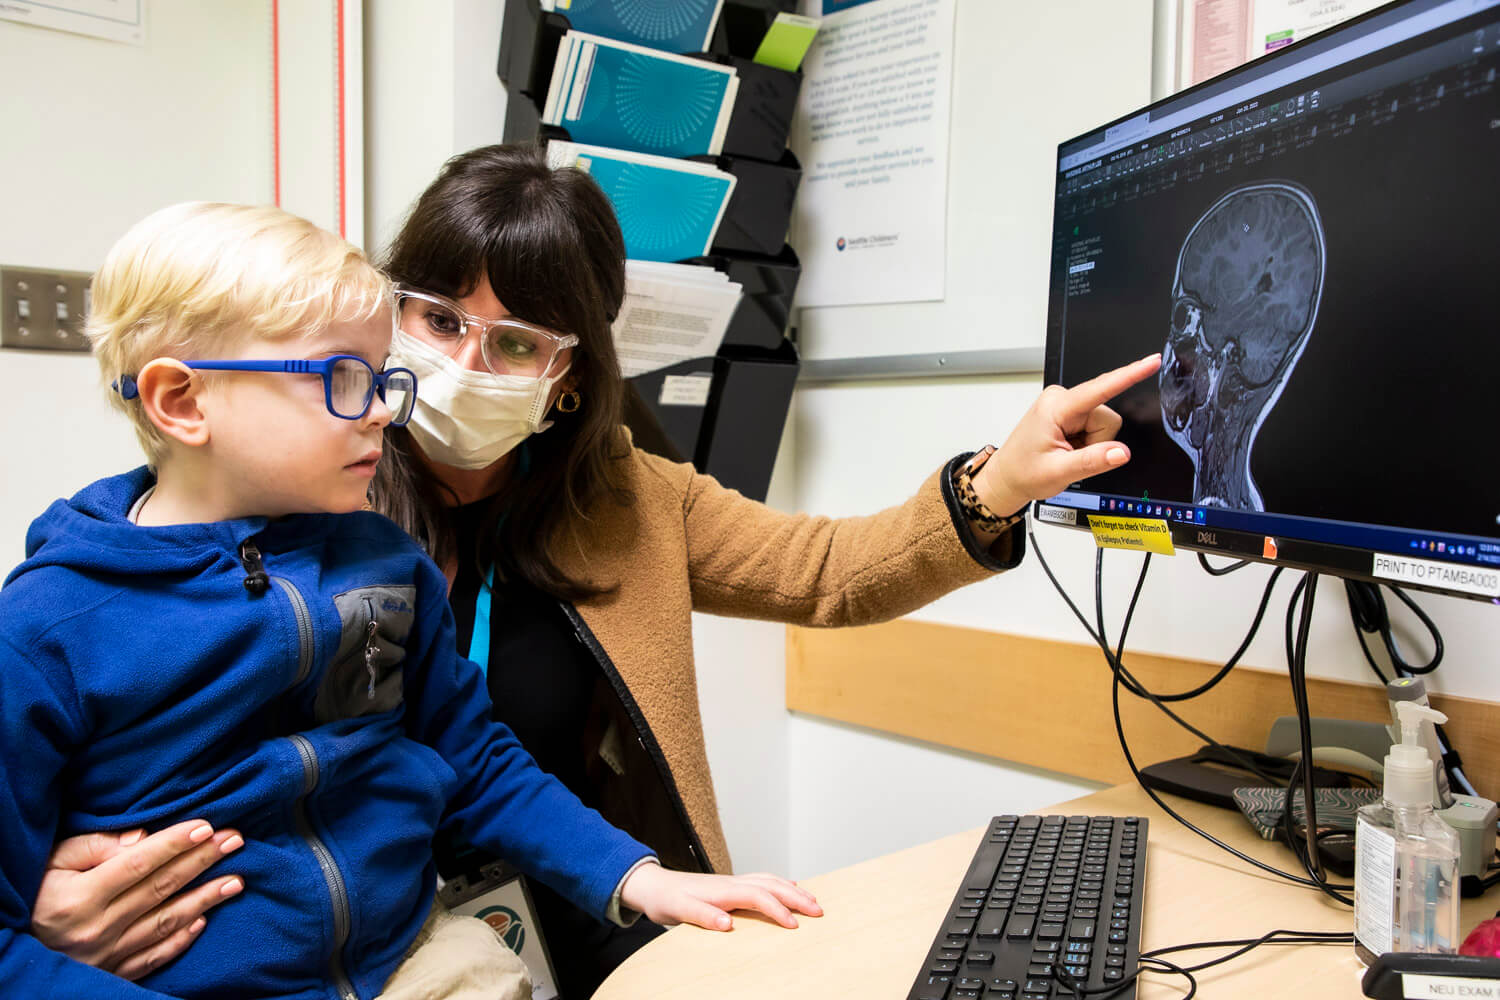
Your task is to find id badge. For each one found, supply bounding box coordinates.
[438,861,560,1000]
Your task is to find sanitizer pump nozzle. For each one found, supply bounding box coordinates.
[1385,702,1447,807]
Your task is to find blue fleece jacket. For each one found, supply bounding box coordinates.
[0,468,652,1000]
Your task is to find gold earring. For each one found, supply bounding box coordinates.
[556,390,581,413]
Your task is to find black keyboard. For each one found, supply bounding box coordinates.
[906,814,1147,1000]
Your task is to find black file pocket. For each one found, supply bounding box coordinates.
[681,245,800,351]
[623,356,717,465]
[709,0,801,61]
[715,56,802,162]
[695,340,800,503]
[703,149,801,257]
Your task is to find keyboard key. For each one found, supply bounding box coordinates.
[1024,979,1054,994]
[1004,915,1035,939]
[989,979,1018,991]
[975,920,1006,940]
[1068,919,1095,940]
[1027,963,1054,977]
[1104,969,1125,981]
[955,978,986,990]
[953,991,981,1000]
[967,950,995,966]
[948,920,975,938]
[1036,922,1064,940]
[931,960,958,974]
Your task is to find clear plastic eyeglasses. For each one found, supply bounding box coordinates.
[394,285,579,380]
[112,356,417,426]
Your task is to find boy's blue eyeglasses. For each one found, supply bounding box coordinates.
[113,355,418,427]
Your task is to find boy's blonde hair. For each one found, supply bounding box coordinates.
[87,202,392,463]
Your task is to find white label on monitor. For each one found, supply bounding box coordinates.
[1035,504,1078,526]
[659,374,712,407]
[1401,974,1500,999]
[1370,553,1500,598]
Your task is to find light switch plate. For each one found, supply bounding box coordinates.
[1,266,93,352]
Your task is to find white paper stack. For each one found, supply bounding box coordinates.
[542,31,739,158]
[612,260,743,378]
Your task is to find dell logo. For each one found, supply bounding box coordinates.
[1197,531,1218,545]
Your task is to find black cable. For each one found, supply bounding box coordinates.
[1097,550,1287,704]
[1278,573,1357,904]
[1345,579,1473,797]
[1198,551,1251,576]
[1027,525,1350,892]
[1345,579,1444,676]
[1091,550,1287,789]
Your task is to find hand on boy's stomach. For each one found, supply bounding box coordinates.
[618,863,823,932]
[33,819,245,981]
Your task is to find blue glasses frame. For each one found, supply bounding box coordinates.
[114,355,417,426]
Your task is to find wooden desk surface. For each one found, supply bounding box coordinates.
[596,783,1496,999]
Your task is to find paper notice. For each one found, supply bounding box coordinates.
[613,262,742,378]
[1088,516,1177,555]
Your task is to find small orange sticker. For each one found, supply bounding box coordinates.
[1263,537,1279,560]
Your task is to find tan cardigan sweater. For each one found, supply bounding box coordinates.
[551,440,1022,874]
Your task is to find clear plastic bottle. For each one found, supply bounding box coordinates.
[1353,702,1461,966]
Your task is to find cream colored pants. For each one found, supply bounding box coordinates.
[377,897,532,1000]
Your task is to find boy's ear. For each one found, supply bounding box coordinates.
[135,359,211,448]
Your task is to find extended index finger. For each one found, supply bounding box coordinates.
[1059,353,1161,419]
[85,820,217,905]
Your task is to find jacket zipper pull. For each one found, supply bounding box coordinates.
[363,616,379,700]
[238,541,270,595]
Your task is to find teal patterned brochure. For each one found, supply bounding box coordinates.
[547,141,736,262]
[543,32,739,158]
[542,0,725,54]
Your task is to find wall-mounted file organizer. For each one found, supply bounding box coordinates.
[681,246,800,352]
[709,0,800,61]
[695,340,800,502]
[697,149,800,257]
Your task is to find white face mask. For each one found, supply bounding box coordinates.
[386,329,570,470]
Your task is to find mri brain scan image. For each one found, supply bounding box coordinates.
[1160,181,1325,509]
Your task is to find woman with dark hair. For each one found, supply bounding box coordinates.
[33,144,1159,996]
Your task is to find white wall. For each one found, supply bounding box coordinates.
[363,0,508,256]
[0,0,274,571]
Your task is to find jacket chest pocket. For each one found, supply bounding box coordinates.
[315,585,416,722]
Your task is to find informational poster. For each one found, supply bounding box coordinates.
[794,0,956,307]
[0,0,144,44]
[1177,0,1386,89]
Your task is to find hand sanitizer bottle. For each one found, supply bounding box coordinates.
[1353,702,1461,966]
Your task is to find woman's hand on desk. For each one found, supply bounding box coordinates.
[32,819,245,980]
[975,353,1162,517]
[620,863,823,931]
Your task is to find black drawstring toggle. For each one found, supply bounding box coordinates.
[238,541,269,595]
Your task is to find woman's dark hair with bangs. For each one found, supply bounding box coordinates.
[371,143,633,598]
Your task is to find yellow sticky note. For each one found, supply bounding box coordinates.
[1088,516,1176,555]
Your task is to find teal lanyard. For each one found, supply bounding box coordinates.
[463,444,528,676]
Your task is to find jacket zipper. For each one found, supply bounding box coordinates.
[557,601,712,874]
[289,734,359,1000]
[261,559,358,1000]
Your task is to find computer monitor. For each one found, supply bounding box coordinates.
[1038,0,1500,605]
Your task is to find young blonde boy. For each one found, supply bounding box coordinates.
[0,203,815,1000]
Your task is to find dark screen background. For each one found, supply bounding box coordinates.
[1045,58,1500,542]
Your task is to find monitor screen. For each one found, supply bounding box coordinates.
[1038,0,1500,604]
